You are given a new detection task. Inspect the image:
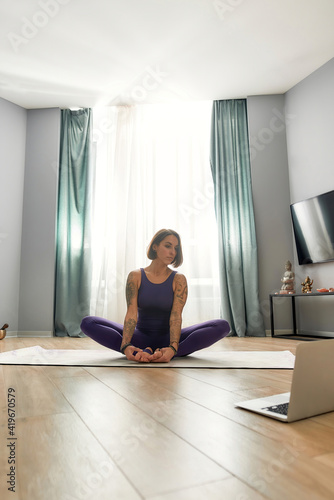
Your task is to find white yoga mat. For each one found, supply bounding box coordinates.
[0,346,295,368]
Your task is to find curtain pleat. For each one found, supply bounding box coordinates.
[210,100,265,336]
[54,108,93,336]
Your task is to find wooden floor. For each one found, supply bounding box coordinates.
[1,336,334,500]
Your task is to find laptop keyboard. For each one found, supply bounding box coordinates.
[262,402,289,415]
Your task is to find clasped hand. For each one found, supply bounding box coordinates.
[124,345,175,363]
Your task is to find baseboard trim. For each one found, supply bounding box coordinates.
[4,331,18,338]
[298,330,334,339]
[15,331,53,338]
[265,329,293,337]
[265,328,334,339]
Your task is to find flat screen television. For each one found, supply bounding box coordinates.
[290,189,334,265]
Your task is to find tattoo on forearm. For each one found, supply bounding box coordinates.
[169,275,187,346]
[122,318,136,345]
[169,311,181,345]
[170,324,181,346]
[170,311,181,325]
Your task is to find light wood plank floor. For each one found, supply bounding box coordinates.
[1,336,334,500]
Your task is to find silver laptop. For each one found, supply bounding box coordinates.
[236,339,334,422]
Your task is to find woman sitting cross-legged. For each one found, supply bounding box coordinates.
[81,229,230,363]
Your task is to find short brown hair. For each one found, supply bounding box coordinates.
[147,229,183,267]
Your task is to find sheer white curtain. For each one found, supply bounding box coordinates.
[90,101,220,327]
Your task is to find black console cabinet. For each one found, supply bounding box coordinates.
[269,292,334,340]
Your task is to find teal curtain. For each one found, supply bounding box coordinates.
[210,100,265,337]
[54,109,93,337]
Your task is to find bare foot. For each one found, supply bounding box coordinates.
[150,347,174,363]
[134,351,151,363]
[150,350,163,361]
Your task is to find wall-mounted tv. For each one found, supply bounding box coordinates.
[290,189,334,265]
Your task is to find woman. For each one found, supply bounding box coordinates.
[81,229,230,363]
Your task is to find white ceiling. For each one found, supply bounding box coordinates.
[1,0,334,109]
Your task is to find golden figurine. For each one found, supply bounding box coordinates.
[301,276,313,293]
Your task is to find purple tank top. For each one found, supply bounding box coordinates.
[137,268,177,333]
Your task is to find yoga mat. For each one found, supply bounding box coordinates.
[0,346,295,369]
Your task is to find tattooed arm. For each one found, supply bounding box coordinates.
[121,270,145,361]
[169,273,188,348]
[151,273,188,363]
[121,271,138,346]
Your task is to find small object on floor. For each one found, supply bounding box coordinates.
[0,323,8,340]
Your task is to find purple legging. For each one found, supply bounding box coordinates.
[80,316,230,356]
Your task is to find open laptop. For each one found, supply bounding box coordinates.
[236,339,334,422]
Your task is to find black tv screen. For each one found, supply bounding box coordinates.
[290,190,334,265]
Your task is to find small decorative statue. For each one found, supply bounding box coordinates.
[301,276,313,293]
[279,260,295,294]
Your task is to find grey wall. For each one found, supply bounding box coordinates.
[0,98,27,333]
[285,57,334,335]
[18,109,60,334]
[2,58,333,336]
[247,95,294,333]
[247,59,334,336]
[0,100,60,336]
